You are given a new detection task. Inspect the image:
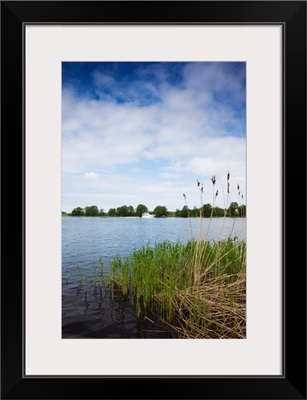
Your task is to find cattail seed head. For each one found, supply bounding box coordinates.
[215,189,219,197]
[211,175,216,185]
[183,193,186,199]
[227,172,230,181]
[197,180,200,187]
[237,183,240,191]
[201,184,204,193]
[227,182,230,193]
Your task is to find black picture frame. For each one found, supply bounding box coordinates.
[1,1,306,399]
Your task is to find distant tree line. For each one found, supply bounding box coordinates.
[175,202,246,218]
[64,203,168,218]
[62,202,246,218]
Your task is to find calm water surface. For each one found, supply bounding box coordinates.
[62,216,246,338]
[62,217,246,283]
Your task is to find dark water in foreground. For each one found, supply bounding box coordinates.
[62,217,246,338]
[62,284,174,338]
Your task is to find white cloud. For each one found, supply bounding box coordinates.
[83,171,99,179]
[62,62,246,212]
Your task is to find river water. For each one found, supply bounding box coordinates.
[62,216,246,338]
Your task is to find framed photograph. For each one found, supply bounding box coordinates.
[1,1,306,399]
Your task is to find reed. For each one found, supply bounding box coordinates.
[72,173,246,338]
[218,172,231,240]
[75,264,83,285]
[84,274,89,293]
[107,237,246,338]
[205,176,216,241]
[98,257,104,288]
[93,264,98,287]
[106,173,246,338]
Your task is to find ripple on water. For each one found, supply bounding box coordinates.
[62,216,246,338]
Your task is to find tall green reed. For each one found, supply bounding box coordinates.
[98,172,246,338]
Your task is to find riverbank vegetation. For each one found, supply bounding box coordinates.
[62,201,246,218]
[107,237,246,338]
[71,173,246,338]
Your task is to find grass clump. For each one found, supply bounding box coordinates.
[108,237,246,338]
[71,173,246,338]
[108,173,246,338]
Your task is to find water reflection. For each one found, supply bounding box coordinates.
[62,217,246,338]
[62,279,173,338]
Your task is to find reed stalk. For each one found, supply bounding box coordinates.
[107,237,246,338]
[78,173,246,339]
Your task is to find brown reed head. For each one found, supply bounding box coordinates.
[211,175,216,185]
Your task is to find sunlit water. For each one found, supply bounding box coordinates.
[62,216,246,338]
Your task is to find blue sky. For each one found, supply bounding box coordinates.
[62,62,246,213]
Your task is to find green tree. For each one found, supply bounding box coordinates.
[127,205,135,216]
[239,204,246,217]
[117,205,129,216]
[228,202,239,217]
[136,204,148,217]
[71,207,84,216]
[202,203,212,218]
[84,205,99,216]
[153,205,167,217]
[175,209,181,217]
[108,208,117,216]
[180,205,189,218]
[214,207,225,217]
[191,206,199,217]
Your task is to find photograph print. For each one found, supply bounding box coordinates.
[61,61,246,339]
